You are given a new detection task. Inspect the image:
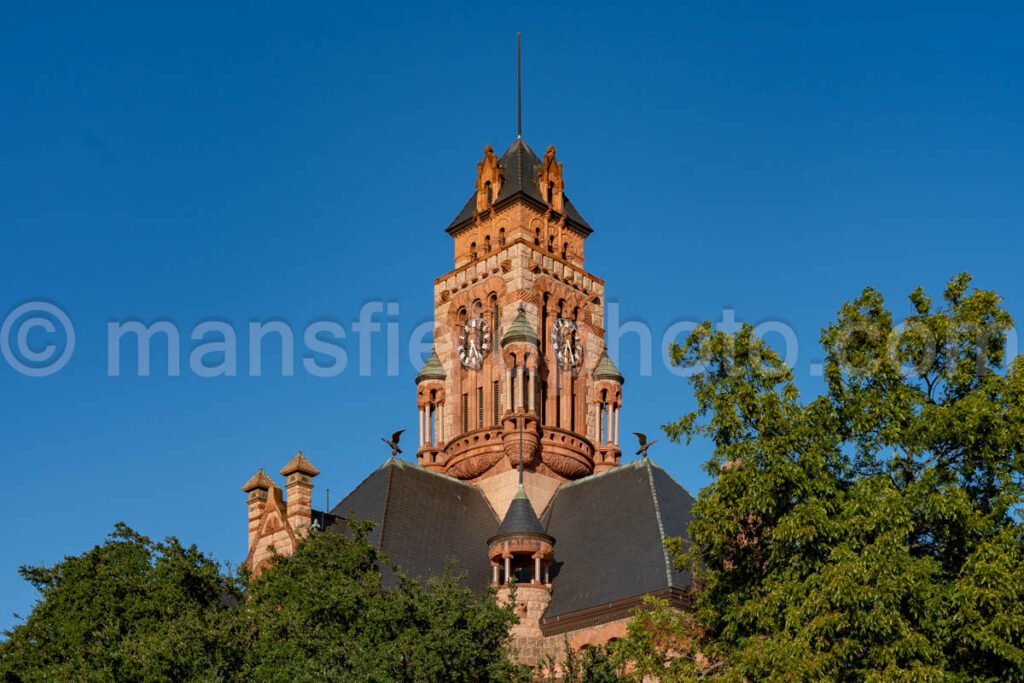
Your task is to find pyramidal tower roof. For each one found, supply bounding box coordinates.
[495,485,548,537]
[241,467,275,492]
[445,138,592,234]
[280,451,320,477]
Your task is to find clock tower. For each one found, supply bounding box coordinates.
[414,138,625,517]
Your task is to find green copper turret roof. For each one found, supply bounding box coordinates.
[501,308,539,347]
[415,349,446,384]
[593,351,624,384]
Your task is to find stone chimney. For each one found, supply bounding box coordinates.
[240,467,274,554]
[280,451,319,535]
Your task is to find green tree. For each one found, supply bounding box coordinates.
[233,522,524,682]
[1,521,525,682]
[0,523,240,682]
[620,274,1024,681]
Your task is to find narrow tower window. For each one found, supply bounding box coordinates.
[493,380,500,426]
[498,227,506,247]
[547,181,554,204]
[477,386,484,428]
[491,296,500,348]
[485,181,493,205]
[485,235,491,253]
[462,393,469,434]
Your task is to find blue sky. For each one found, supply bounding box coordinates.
[1,2,1022,630]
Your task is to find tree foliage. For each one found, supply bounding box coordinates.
[620,273,1024,681]
[0,522,524,682]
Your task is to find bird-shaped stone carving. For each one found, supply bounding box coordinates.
[382,429,405,456]
[634,431,657,457]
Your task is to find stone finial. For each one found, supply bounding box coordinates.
[538,145,564,212]
[476,144,503,211]
[241,467,274,493]
[280,450,320,477]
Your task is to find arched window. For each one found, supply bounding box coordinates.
[547,181,554,204]
[485,181,493,205]
[547,235,555,253]
[534,227,541,246]
[470,241,477,260]
[498,227,506,247]
[484,235,492,253]
[561,242,568,259]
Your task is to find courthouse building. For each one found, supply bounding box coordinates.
[240,137,695,665]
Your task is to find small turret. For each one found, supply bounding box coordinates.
[593,351,623,472]
[416,347,447,471]
[488,486,554,586]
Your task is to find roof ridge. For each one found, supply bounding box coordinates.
[376,457,398,552]
[644,457,675,587]
[554,459,645,491]
[395,457,490,490]
[644,457,696,502]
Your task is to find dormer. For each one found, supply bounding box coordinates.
[538,145,564,213]
[475,145,503,213]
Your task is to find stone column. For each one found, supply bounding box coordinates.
[613,405,620,445]
[527,366,535,412]
[429,405,435,446]
[504,555,512,584]
[606,405,612,445]
[508,367,516,411]
[534,556,541,584]
[517,366,525,411]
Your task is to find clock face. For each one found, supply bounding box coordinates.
[458,317,491,369]
[551,318,583,369]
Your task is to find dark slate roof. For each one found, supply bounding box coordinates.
[494,485,547,537]
[326,458,498,588]
[445,139,593,234]
[540,459,695,618]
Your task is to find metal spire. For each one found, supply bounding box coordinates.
[517,32,522,139]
